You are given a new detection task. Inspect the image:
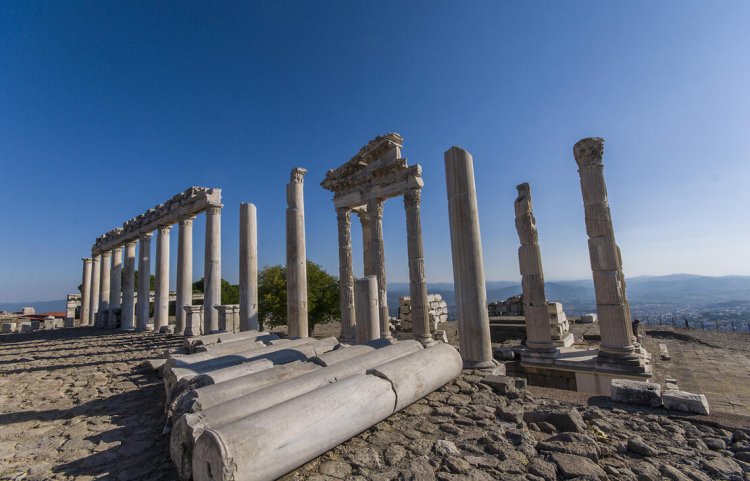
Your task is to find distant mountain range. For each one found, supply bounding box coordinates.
[3,275,749,317]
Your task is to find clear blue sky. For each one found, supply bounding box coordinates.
[1,1,749,302]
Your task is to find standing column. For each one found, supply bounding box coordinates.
[574,137,638,363]
[404,189,435,346]
[155,225,172,331]
[354,276,380,343]
[367,198,391,340]
[514,183,557,355]
[121,241,136,330]
[356,210,372,276]
[175,215,195,335]
[89,254,101,326]
[337,207,355,343]
[80,258,92,325]
[239,203,259,331]
[109,247,123,328]
[445,146,495,368]
[286,167,308,338]
[98,251,112,327]
[204,206,222,334]
[137,232,153,331]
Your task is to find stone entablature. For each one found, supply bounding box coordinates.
[321,133,423,210]
[92,187,222,254]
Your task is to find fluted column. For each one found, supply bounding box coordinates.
[175,215,195,335]
[337,207,355,343]
[445,146,494,368]
[137,232,153,331]
[98,251,112,327]
[155,225,172,331]
[80,258,92,325]
[404,189,434,346]
[367,198,391,340]
[514,183,557,355]
[574,137,638,363]
[109,247,123,328]
[89,254,101,326]
[356,210,372,276]
[239,203,259,332]
[121,241,136,330]
[204,206,222,334]
[286,167,308,338]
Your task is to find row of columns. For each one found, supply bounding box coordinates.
[79,207,223,335]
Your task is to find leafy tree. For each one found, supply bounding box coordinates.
[259,261,340,329]
[192,278,239,305]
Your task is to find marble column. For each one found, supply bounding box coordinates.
[367,198,391,340]
[404,189,434,346]
[121,241,137,330]
[574,137,638,363]
[137,232,153,331]
[354,276,380,343]
[337,207,355,344]
[444,146,494,368]
[286,167,308,338]
[109,247,123,328]
[514,183,557,355]
[204,206,222,334]
[356,210,372,276]
[99,251,112,327]
[175,215,195,335]
[155,225,172,332]
[80,258,92,325]
[239,203,259,332]
[89,254,101,326]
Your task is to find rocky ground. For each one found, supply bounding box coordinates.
[2,327,750,480]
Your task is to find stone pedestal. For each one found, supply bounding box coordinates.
[215,305,240,333]
[337,208,355,344]
[239,203,259,332]
[184,305,203,337]
[355,276,380,344]
[155,225,172,331]
[514,183,557,355]
[109,247,123,328]
[204,206,222,334]
[137,233,153,331]
[574,137,644,367]
[121,241,137,331]
[286,167,308,338]
[80,258,92,326]
[89,254,101,325]
[176,215,195,335]
[444,146,494,368]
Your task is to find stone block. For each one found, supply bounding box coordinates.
[662,390,710,415]
[481,375,515,394]
[19,322,32,333]
[1,322,16,333]
[658,343,670,360]
[160,325,175,334]
[31,320,42,330]
[597,303,630,327]
[579,313,597,323]
[521,275,546,305]
[588,236,620,271]
[64,318,75,328]
[610,379,662,407]
[518,245,543,275]
[584,203,613,238]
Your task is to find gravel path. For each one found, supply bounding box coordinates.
[0,328,182,481]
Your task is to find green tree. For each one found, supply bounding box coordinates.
[192,278,240,305]
[258,261,340,329]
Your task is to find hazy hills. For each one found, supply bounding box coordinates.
[2,275,749,316]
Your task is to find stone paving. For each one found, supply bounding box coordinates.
[0,327,183,481]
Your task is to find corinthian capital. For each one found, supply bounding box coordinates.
[573,137,605,169]
[290,167,307,184]
[179,215,196,227]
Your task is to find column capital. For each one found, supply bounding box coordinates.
[101,250,112,258]
[158,225,173,235]
[139,232,153,241]
[125,240,138,248]
[573,137,605,169]
[112,246,123,253]
[206,205,223,215]
[368,198,384,219]
[82,257,92,263]
[179,214,196,227]
[403,189,422,209]
[290,167,307,184]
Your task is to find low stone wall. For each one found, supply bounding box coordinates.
[397,294,449,342]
